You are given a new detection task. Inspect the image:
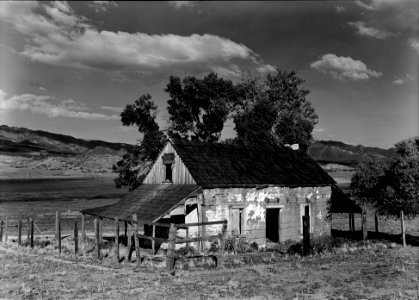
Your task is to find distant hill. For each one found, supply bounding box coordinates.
[308,140,396,166]
[0,125,136,156]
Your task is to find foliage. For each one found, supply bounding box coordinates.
[233,71,318,151]
[166,73,237,142]
[350,154,389,205]
[224,234,254,253]
[350,136,419,219]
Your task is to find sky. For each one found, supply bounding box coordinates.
[0,0,418,149]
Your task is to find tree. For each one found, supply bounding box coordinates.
[113,94,167,189]
[378,137,419,246]
[165,73,238,142]
[233,70,318,151]
[350,155,389,233]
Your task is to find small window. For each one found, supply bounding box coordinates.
[231,207,244,235]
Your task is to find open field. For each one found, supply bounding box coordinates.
[0,242,418,299]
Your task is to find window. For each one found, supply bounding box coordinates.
[230,207,245,235]
[165,164,172,182]
[162,153,175,183]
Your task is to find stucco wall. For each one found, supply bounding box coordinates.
[201,186,332,246]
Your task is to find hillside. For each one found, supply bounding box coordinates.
[308,140,396,166]
[0,125,138,179]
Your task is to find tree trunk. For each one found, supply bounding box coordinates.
[401,210,406,247]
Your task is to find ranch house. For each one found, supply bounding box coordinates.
[84,139,338,246]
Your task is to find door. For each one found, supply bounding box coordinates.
[266,208,280,243]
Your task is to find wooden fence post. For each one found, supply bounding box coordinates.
[18,220,22,246]
[94,218,100,259]
[0,220,3,242]
[166,223,177,274]
[98,218,103,244]
[27,218,30,242]
[55,211,59,240]
[132,214,141,266]
[81,214,86,241]
[152,225,156,253]
[4,218,8,243]
[58,217,61,255]
[401,210,406,247]
[362,205,368,241]
[375,212,379,234]
[30,218,34,248]
[114,218,119,264]
[303,215,310,256]
[127,223,132,261]
[218,220,228,268]
[74,219,78,257]
[124,221,127,239]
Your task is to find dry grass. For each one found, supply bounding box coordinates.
[0,240,418,299]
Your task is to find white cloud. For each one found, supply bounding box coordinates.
[393,79,403,85]
[0,1,271,78]
[314,128,325,133]
[168,1,197,10]
[101,105,123,113]
[347,21,396,40]
[89,1,118,13]
[0,89,119,121]
[38,86,47,91]
[335,6,346,13]
[409,39,419,54]
[310,54,382,80]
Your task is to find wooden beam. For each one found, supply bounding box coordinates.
[30,218,34,248]
[74,219,78,257]
[94,218,100,259]
[4,218,8,243]
[18,220,22,246]
[166,223,177,274]
[114,218,119,264]
[362,205,368,241]
[401,210,406,247]
[217,220,228,269]
[132,214,141,266]
[152,225,155,253]
[81,214,86,241]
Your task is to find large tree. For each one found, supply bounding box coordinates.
[233,70,318,151]
[165,73,238,142]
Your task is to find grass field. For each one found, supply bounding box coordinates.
[0,241,418,299]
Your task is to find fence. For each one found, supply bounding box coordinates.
[0,212,228,273]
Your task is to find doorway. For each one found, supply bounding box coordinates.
[266,208,280,243]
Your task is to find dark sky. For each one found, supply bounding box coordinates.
[0,1,418,148]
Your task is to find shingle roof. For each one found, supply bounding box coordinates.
[171,139,335,188]
[81,184,200,221]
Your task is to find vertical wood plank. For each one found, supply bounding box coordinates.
[18,220,22,246]
[74,219,78,257]
[30,218,34,248]
[351,213,355,232]
[401,210,406,247]
[375,212,379,233]
[362,205,368,241]
[98,218,103,244]
[217,220,228,269]
[81,214,86,241]
[127,223,132,261]
[55,211,59,240]
[0,220,3,242]
[124,221,127,239]
[132,214,141,266]
[152,225,155,254]
[58,217,61,255]
[166,223,177,274]
[185,227,189,248]
[114,218,119,263]
[95,218,100,259]
[27,218,30,242]
[4,218,8,243]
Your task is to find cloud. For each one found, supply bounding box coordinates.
[310,54,382,80]
[335,6,346,13]
[168,1,197,10]
[0,1,273,79]
[409,39,419,54]
[314,128,325,133]
[393,79,403,85]
[38,86,47,91]
[89,1,118,13]
[0,89,119,121]
[101,105,123,113]
[347,21,396,40]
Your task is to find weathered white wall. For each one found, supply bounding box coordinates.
[201,186,332,246]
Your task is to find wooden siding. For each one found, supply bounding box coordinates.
[143,143,196,185]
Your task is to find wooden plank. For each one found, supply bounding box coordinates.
[18,220,22,246]
[81,214,86,241]
[55,211,59,240]
[132,214,141,266]
[166,223,177,274]
[401,210,406,247]
[0,220,3,242]
[176,220,228,228]
[27,218,30,242]
[30,219,34,248]
[375,212,379,233]
[95,218,100,259]
[136,234,167,242]
[4,218,8,243]
[98,218,103,244]
[74,219,78,257]
[114,218,119,264]
[58,217,61,255]
[175,235,221,244]
[152,225,155,253]
[132,219,171,228]
[217,220,228,269]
